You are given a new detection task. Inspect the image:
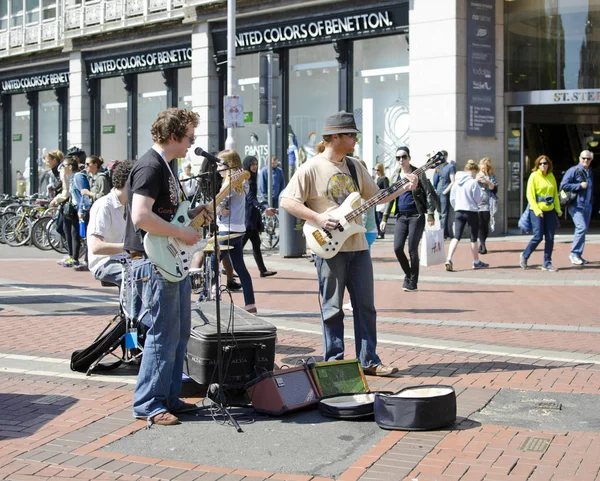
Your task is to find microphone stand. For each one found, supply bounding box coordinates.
[207,162,243,433]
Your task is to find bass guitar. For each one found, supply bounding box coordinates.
[303,151,445,259]
[144,169,250,282]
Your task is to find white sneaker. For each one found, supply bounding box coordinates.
[342,302,353,311]
[569,255,583,265]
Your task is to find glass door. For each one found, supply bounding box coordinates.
[507,107,524,231]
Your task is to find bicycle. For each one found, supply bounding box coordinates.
[1,199,51,247]
[260,211,280,250]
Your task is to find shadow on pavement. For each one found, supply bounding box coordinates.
[397,361,562,377]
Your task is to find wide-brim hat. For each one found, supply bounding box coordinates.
[321,111,360,136]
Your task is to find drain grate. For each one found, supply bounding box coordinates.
[536,400,562,410]
[32,395,64,405]
[520,437,551,453]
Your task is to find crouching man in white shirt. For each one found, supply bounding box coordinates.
[88,160,134,286]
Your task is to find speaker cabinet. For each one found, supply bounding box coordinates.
[246,366,319,415]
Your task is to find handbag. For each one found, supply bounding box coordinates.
[559,189,577,207]
[419,228,445,267]
[62,201,77,219]
[517,203,532,233]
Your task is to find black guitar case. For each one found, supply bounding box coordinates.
[374,385,456,431]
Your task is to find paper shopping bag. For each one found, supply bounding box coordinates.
[420,228,446,267]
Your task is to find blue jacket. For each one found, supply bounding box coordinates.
[259,166,285,202]
[70,171,91,215]
[559,165,593,209]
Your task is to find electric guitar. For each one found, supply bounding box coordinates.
[303,152,446,259]
[144,169,250,282]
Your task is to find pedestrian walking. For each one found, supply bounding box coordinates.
[433,150,455,240]
[476,157,498,254]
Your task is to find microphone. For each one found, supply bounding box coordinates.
[194,147,225,165]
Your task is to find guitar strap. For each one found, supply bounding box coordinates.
[346,156,360,192]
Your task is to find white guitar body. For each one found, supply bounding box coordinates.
[303,192,366,259]
[143,201,208,282]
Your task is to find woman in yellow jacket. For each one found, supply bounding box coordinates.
[520,155,562,271]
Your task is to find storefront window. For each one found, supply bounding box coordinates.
[100,76,127,161]
[11,94,30,196]
[506,0,600,91]
[232,53,271,172]
[177,67,192,108]
[288,44,338,172]
[137,71,167,156]
[353,34,409,173]
[38,89,60,195]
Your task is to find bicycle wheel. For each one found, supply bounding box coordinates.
[31,216,53,251]
[260,213,280,250]
[47,218,68,254]
[3,215,32,247]
[0,212,16,244]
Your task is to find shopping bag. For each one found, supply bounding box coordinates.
[517,204,532,233]
[419,228,446,267]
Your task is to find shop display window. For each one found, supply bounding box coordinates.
[177,67,192,109]
[100,76,127,161]
[288,44,338,172]
[137,71,167,156]
[11,94,30,196]
[37,89,60,196]
[353,34,409,173]
[232,53,271,172]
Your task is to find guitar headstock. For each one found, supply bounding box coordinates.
[425,152,446,170]
[225,169,251,195]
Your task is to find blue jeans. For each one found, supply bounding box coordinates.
[129,259,191,419]
[522,210,557,265]
[219,231,255,306]
[314,250,381,369]
[439,193,454,239]
[93,259,123,287]
[569,204,592,257]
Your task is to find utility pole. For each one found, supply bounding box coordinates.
[225,0,236,150]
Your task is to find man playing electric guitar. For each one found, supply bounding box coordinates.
[280,111,417,377]
[124,108,213,426]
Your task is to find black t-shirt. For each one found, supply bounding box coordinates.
[124,148,180,253]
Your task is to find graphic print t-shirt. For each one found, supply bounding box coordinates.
[282,155,379,252]
[124,148,180,253]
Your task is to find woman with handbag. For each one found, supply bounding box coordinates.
[520,155,562,271]
[241,155,277,278]
[380,147,437,292]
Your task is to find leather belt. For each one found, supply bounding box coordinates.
[129,250,146,260]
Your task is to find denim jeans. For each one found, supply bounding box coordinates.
[314,250,381,369]
[439,193,454,239]
[522,210,557,265]
[129,259,191,419]
[393,213,425,283]
[569,204,592,257]
[219,231,255,306]
[93,259,123,287]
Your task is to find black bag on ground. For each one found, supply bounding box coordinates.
[70,316,126,373]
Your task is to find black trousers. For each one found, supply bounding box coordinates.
[63,214,81,261]
[478,211,491,246]
[393,213,425,283]
[242,228,267,273]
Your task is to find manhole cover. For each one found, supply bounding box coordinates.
[520,437,551,453]
[536,400,561,410]
[32,395,64,405]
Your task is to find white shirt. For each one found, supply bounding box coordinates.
[88,190,127,274]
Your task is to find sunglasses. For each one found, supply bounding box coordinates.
[396,155,409,160]
[539,162,548,165]
[581,157,592,161]
[342,133,358,139]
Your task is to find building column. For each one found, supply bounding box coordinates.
[191,22,220,165]
[68,52,91,155]
[409,0,505,232]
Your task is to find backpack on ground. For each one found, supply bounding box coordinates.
[70,315,125,373]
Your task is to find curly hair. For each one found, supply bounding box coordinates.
[111,160,134,189]
[151,108,199,144]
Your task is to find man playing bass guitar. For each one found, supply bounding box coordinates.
[280,111,418,377]
[124,108,212,426]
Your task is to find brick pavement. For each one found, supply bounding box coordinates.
[0,236,599,480]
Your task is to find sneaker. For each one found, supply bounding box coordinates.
[60,258,75,268]
[363,364,398,377]
[226,279,242,291]
[542,263,558,272]
[445,260,453,272]
[473,260,489,269]
[479,244,487,255]
[342,302,353,311]
[73,263,88,272]
[569,254,583,266]
[580,257,590,265]
[260,270,277,278]
[57,256,70,265]
[244,304,257,314]
[519,253,528,269]
[148,412,179,426]
[402,276,410,291]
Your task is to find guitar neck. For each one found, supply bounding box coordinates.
[346,166,428,222]
[188,181,235,231]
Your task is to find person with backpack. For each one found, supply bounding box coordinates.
[559,150,594,265]
[81,155,112,202]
